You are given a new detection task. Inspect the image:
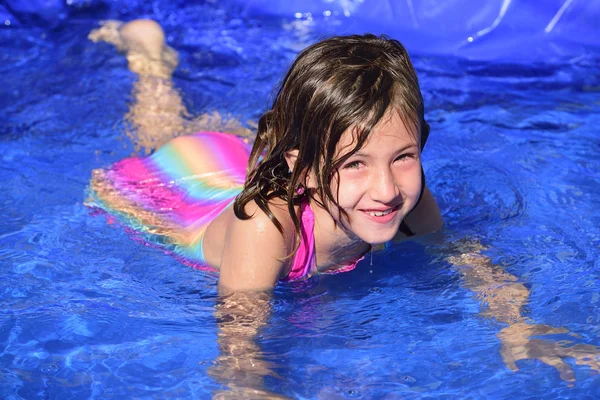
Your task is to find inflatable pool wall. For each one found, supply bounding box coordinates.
[2,0,598,61]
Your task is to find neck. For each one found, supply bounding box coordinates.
[310,198,371,270]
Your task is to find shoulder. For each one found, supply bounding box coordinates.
[219,198,297,293]
[230,199,295,252]
[242,197,295,230]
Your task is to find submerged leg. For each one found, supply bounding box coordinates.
[89,19,178,79]
[89,19,253,152]
[90,19,187,152]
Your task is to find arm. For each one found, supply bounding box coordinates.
[218,201,290,293]
[396,186,599,380]
[449,241,600,382]
[448,243,527,325]
[401,186,529,324]
[210,291,286,398]
[209,203,291,397]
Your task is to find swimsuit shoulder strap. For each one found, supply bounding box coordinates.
[280,201,316,282]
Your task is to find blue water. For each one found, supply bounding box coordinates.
[1,1,600,398]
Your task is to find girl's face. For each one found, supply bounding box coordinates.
[322,110,422,245]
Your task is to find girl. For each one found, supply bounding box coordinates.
[88,19,443,294]
[88,20,599,391]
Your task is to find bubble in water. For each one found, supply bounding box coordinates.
[41,363,60,374]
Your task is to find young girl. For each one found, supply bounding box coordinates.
[88,21,599,390]
[88,19,443,294]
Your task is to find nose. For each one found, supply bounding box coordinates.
[369,168,400,204]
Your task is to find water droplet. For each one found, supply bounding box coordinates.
[41,364,59,374]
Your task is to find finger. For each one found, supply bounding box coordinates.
[571,350,600,373]
[531,324,569,336]
[538,356,575,382]
[574,357,600,373]
[500,346,519,371]
[545,327,569,335]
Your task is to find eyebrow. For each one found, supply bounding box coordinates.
[352,143,418,158]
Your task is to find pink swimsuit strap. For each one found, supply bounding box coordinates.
[281,201,366,282]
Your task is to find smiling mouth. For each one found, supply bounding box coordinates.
[367,209,394,217]
[362,205,401,217]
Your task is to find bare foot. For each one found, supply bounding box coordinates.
[88,20,125,49]
[89,19,178,79]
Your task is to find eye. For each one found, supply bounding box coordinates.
[395,153,415,162]
[343,160,363,170]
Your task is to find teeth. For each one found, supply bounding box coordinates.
[369,209,393,217]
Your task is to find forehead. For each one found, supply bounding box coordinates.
[337,108,419,154]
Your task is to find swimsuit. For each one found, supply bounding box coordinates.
[282,201,366,281]
[86,131,363,281]
[88,132,247,269]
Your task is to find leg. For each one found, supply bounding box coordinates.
[90,19,188,152]
[89,20,254,152]
[89,19,178,79]
[187,111,255,142]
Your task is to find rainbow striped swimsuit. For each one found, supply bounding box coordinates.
[87,132,249,270]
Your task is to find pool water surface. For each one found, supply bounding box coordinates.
[1,1,600,398]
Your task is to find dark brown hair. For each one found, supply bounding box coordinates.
[233,33,429,252]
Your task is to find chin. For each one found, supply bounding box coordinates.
[341,210,405,244]
[351,218,404,245]
[357,228,398,245]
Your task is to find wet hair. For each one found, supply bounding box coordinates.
[233,33,429,252]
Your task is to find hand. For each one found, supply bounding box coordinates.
[498,322,600,382]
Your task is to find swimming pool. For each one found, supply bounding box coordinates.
[1,0,599,398]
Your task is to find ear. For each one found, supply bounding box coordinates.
[284,149,298,173]
[304,168,318,189]
[284,149,318,189]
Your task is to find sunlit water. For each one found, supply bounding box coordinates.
[1,2,599,398]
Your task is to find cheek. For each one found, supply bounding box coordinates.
[318,176,362,226]
[402,165,423,201]
[332,177,363,208]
